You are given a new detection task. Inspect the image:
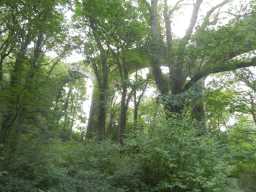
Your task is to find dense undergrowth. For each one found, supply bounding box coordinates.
[0,118,231,192]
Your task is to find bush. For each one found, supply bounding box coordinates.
[121,118,229,192]
[0,118,229,192]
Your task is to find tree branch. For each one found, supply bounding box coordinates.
[184,0,204,42]
[200,0,231,31]
[176,0,204,65]
[139,0,151,12]
[184,57,256,91]
[168,0,185,16]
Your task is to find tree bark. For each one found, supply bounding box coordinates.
[0,36,30,146]
[97,83,108,140]
[150,0,169,96]
[63,86,72,131]
[133,78,148,129]
[87,81,108,140]
[191,79,207,132]
[119,85,128,145]
[251,111,256,126]
[87,86,98,138]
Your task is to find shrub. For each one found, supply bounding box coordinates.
[0,118,229,192]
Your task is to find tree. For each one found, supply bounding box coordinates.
[233,69,256,125]
[145,0,256,128]
[75,0,148,142]
[0,0,71,149]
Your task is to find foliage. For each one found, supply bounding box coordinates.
[227,118,256,192]
[0,117,230,192]
[1,0,256,192]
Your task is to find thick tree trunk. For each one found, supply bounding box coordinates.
[164,87,186,116]
[0,115,15,145]
[0,38,29,146]
[87,81,108,140]
[252,111,256,126]
[0,62,2,83]
[0,95,24,151]
[10,36,30,86]
[250,101,256,126]
[150,0,169,96]
[150,0,187,117]
[191,80,207,131]
[106,95,117,138]
[134,101,138,128]
[97,84,108,140]
[118,86,128,145]
[166,102,184,115]
[63,86,72,131]
[133,79,148,129]
[107,108,115,137]
[87,87,98,138]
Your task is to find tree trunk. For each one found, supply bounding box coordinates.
[87,81,108,140]
[106,95,117,138]
[133,78,148,129]
[107,108,115,137]
[0,94,24,151]
[0,61,2,83]
[87,86,98,138]
[250,101,256,126]
[97,84,108,140]
[150,0,169,96]
[0,38,29,146]
[63,86,72,131]
[134,99,138,128]
[252,111,256,126]
[119,86,128,145]
[191,80,207,132]
[10,36,30,86]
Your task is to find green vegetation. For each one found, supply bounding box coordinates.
[0,0,256,191]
